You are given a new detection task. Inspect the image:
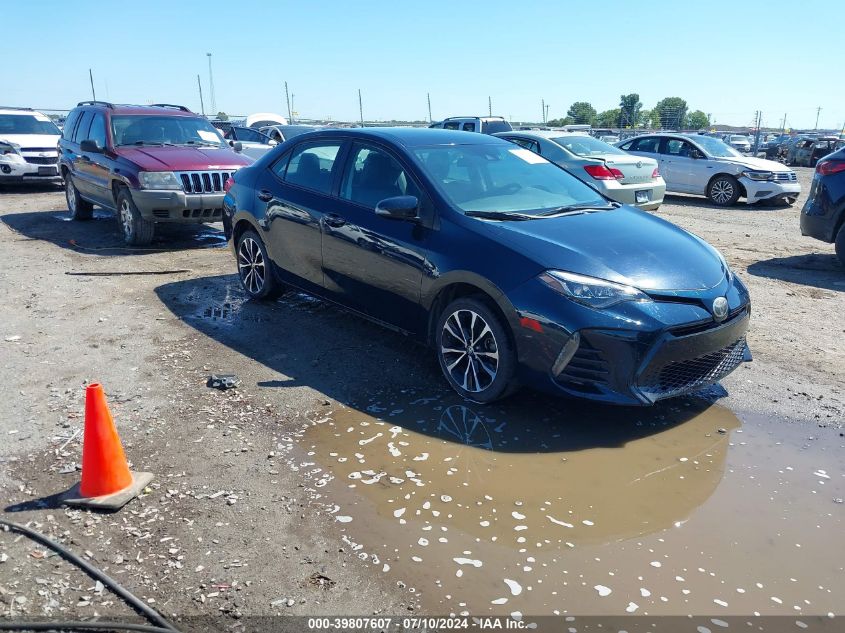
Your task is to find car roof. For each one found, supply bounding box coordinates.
[74,103,199,117]
[443,116,507,121]
[300,127,505,148]
[494,130,587,141]
[0,107,44,116]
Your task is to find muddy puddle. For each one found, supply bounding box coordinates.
[284,392,843,620]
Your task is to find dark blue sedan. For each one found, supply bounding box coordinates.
[801,146,845,266]
[222,128,751,405]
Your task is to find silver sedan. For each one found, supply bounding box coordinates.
[494,131,665,210]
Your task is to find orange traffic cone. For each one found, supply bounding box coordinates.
[63,383,153,511]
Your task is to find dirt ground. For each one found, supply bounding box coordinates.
[0,169,842,629]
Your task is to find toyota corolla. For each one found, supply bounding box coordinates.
[222,128,751,405]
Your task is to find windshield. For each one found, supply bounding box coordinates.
[413,144,608,216]
[729,135,750,142]
[689,135,742,158]
[111,115,225,147]
[482,120,512,134]
[0,114,61,136]
[553,135,626,156]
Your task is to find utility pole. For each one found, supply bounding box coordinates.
[814,106,821,131]
[88,69,96,100]
[781,113,787,136]
[197,75,205,116]
[358,89,364,127]
[206,53,216,115]
[753,111,762,153]
[545,104,550,125]
[284,81,292,124]
[488,96,492,117]
[541,98,545,124]
[427,93,432,123]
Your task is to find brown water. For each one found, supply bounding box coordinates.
[285,391,844,619]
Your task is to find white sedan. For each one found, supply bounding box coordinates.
[618,133,801,206]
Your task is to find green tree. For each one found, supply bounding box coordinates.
[638,109,652,128]
[595,108,622,128]
[686,110,710,130]
[548,116,573,127]
[618,93,642,128]
[216,111,229,121]
[566,102,597,125]
[653,97,688,130]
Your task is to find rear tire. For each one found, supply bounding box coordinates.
[835,225,845,267]
[236,229,284,300]
[65,176,93,220]
[116,188,154,246]
[436,297,517,404]
[707,175,741,206]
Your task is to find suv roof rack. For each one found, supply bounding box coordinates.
[443,115,506,121]
[77,100,115,109]
[151,103,192,112]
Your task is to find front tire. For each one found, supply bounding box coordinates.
[835,225,845,267]
[116,188,154,245]
[707,175,741,206]
[236,229,284,300]
[436,297,517,404]
[65,176,93,220]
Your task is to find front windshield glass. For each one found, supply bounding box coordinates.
[553,135,626,156]
[0,114,61,135]
[688,135,742,158]
[111,115,225,147]
[413,144,609,216]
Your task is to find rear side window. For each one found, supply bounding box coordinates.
[509,137,540,153]
[62,111,82,140]
[283,142,342,194]
[443,121,460,130]
[73,111,94,143]
[88,113,107,148]
[629,137,660,153]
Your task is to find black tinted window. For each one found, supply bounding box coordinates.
[443,121,460,130]
[88,113,107,147]
[629,137,660,153]
[72,111,93,143]
[283,143,341,194]
[462,122,476,132]
[62,111,81,140]
[663,139,694,156]
[232,127,269,143]
[340,144,420,209]
[509,138,539,153]
[482,120,512,134]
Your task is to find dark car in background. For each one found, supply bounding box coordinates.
[223,128,751,405]
[801,146,845,265]
[59,101,252,244]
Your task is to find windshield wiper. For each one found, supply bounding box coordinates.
[539,203,619,217]
[182,140,222,147]
[464,210,538,221]
[119,140,177,147]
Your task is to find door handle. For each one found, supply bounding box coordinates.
[323,213,346,228]
[257,189,273,202]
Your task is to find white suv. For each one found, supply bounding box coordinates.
[0,107,62,185]
[428,116,512,135]
[618,133,800,206]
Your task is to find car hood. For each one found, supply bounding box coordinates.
[0,133,60,149]
[480,207,726,292]
[714,155,791,172]
[115,146,253,171]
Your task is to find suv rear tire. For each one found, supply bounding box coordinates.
[835,225,845,267]
[65,176,94,220]
[116,188,154,246]
[707,175,741,206]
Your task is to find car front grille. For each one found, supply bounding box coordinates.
[638,337,747,401]
[556,340,610,392]
[23,156,59,165]
[176,170,235,194]
[774,171,797,182]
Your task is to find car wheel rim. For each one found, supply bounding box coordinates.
[440,309,499,394]
[712,180,733,203]
[66,180,76,213]
[238,237,266,294]
[119,200,133,237]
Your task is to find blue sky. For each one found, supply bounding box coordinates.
[3,0,843,129]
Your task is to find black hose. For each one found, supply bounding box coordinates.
[0,622,174,633]
[0,519,179,632]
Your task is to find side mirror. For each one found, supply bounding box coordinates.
[691,149,705,159]
[80,139,103,153]
[232,141,243,153]
[268,139,278,146]
[375,195,419,221]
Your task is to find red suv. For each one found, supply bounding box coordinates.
[59,101,252,245]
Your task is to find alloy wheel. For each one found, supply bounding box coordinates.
[440,309,499,393]
[66,180,76,213]
[238,237,266,295]
[711,179,734,204]
[119,199,133,239]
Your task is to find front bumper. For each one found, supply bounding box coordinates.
[739,176,801,204]
[0,156,61,182]
[131,189,225,223]
[506,275,752,405]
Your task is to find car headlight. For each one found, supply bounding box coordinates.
[539,270,650,309]
[138,171,183,190]
[740,170,775,181]
[0,141,25,163]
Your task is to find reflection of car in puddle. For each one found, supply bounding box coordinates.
[303,395,741,548]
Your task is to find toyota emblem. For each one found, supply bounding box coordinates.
[636,161,642,169]
[712,297,729,321]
